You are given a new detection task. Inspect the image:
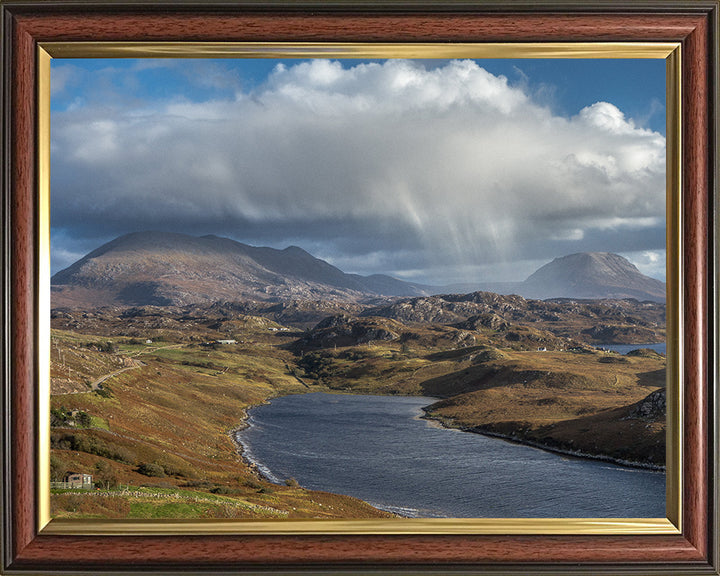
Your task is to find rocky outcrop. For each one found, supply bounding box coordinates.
[294,315,401,349]
[627,388,666,420]
[365,292,665,345]
[456,313,510,331]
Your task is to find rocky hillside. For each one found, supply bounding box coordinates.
[52,234,665,308]
[519,252,665,302]
[364,292,665,345]
[51,231,431,307]
[422,354,666,466]
[293,314,404,350]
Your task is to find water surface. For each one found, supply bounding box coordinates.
[238,392,665,518]
[597,342,666,355]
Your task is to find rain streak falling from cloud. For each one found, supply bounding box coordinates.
[51,58,666,284]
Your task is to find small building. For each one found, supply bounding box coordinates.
[145,339,153,344]
[216,339,237,345]
[64,472,93,489]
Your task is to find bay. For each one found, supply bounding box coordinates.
[596,342,666,355]
[237,392,665,518]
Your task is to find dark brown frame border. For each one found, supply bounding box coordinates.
[1,1,717,574]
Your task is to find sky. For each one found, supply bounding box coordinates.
[50,57,667,285]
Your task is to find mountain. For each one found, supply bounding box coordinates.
[51,233,665,308]
[518,252,665,302]
[51,231,432,307]
[442,253,665,303]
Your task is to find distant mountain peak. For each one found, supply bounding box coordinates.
[534,251,640,271]
[51,231,432,307]
[521,252,665,302]
[51,234,666,308]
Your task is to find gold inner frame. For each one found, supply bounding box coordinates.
[37,42,682,536]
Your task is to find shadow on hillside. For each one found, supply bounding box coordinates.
[636,368,666,388]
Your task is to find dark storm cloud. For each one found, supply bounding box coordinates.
[51,59,666,281]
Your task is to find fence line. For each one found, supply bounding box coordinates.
[50,481,95,490]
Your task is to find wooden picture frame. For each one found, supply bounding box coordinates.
[1,0,717,574]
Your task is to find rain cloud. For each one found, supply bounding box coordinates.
[51,59,666,283]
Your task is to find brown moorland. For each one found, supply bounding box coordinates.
[49,299,666,519]
[50,325,392,519]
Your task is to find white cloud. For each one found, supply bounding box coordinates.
[579,101,636,134]
[51,59,666,283]
[51,65,78,96]
[619,250,667,281]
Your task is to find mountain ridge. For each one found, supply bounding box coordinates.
[518,252,666,301]
[51,231,666,307]
[51,231,433,307]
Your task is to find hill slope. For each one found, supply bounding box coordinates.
[519,252,665,302]
[52,234,665,308]
[51,231,431,307]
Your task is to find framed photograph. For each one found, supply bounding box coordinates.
[1,1,717,574]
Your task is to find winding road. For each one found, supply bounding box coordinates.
[55,343,185,395]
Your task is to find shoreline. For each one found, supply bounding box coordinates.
[227,401,280,484]
[227,395,414,518]
[420,410,666,473]
[232,391,667,482]
[228,392,663,519]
